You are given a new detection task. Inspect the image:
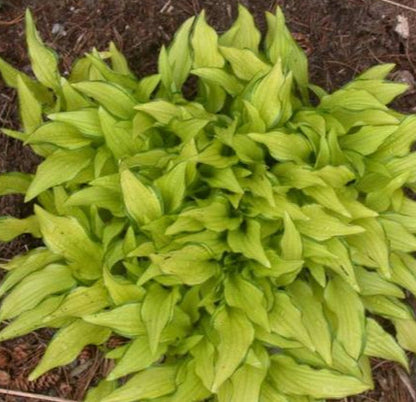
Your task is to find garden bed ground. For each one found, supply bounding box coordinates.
[0,0,416,400]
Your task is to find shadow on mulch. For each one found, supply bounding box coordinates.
[0,0,416,400]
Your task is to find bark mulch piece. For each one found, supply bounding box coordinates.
[1,0,416,400]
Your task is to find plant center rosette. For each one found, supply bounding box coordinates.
[1,6,416,402]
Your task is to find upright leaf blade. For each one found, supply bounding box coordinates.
[25,9,60,90]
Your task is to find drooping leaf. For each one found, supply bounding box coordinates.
[363,295,413,320]
[0,264,75,321]
[102,365,178,402]
[324,276,365,360]
[249,131,311,163]
[0,248,62,296]
[85,380,117,402]
[394,319,416,353]
[0,215,40,242]
[0,296,65,341]
[48,109,102,137]
[364,318,408,369]
[30,320,111,380]
[72,81,136,119]
[98,107,138,159]
[150,245,218,285]
[192,67,243,95]
[83,303,146,337]
[269,292,315,351]
[224,274,269,331]
[27,121,92,149]
[227,219,271,267]
[297,205,365,241]
[46,281,110,320]
[120,167,162,225]
[35,206,103,280]
[219,47,270,81]
[288,280,332,365]
[25,148,94,201]
[141,284,180,354]
[211,307,254,392]
[0,172,33,196]
[167,359,211,402]
[269,355,370,399]
[107,336,167,380]
[103,266,144,305]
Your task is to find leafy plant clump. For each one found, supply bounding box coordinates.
[1,6,416,401]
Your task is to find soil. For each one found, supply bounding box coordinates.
[1,0,416,401]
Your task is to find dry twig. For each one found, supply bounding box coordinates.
[0,387,76,402]
[377,0,416,13]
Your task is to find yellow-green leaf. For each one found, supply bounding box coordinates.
[107,336,167,380]
[168,17,195,90]
[281,212,303,260]
[35,206,103,280]
[191,11,224,68]
[46,281,110,320]
[72,81,136,119]
[248,132,311,163]
[324,276,365,360]
[120,167,162,225]
[219,47,270,81]
[192,67,243,95]
[0,248,61,296]
[142,284,180,354]
[297,205,365,241]
[48,109,102,137]
[224,274,269,331]
[102,365,177,402]
[150,245,218,285]
[17,75,42,134]
[0,172,33,196]
[364,318,408,369]
[0,296,65,341]
[394,319,416,353]
[25,9,60,90]
[103,266,144,305]
[25,148,94,201]
[269,292,315,351]
[27,121,92,149]
[212,307,254,391]
[0,264,75,321]
[155,162,187,213]
[219,5,260,52]
[269,355,370,399]
[228,219,270,267]
[83,303,145,337]
[30,320,110,380]
[288,280,332,365]
[165,359,211,402]
[0,215,40,242]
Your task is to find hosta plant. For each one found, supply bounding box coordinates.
[1,6,416,402]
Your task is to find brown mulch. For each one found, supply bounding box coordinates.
[1,0,416,400]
